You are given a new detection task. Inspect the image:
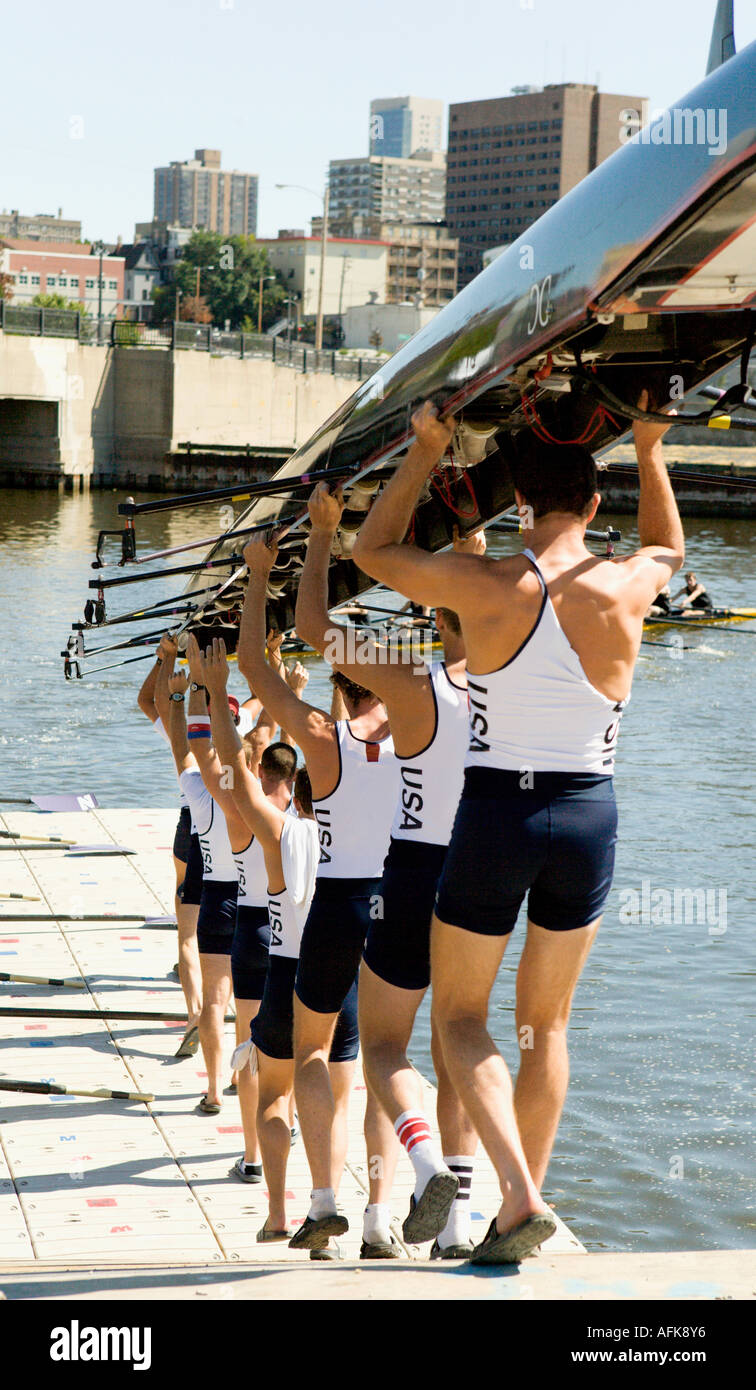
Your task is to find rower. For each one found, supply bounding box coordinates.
[298,485,480,1257]
[136,634,202,1057]
[672,571,713,613]
[237,525,399,1256]
[198,636,359,1249]
[646,584,672,618]
[352,391,685,1265]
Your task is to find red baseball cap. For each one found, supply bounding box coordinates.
[227,696,240,721]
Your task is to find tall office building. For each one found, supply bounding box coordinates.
[153,149,258,237]
[329,150,446,228]
[370,96,444,157]
[446,84,645,287]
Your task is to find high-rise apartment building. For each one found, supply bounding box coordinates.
[321,211,458,308]
[153,149,258,237]
[329,150,446,228]
[446,84,645,286]
[370,96,444,157]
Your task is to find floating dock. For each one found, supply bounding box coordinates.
[0,806,752,1301]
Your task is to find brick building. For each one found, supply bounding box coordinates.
[0,240,125,318]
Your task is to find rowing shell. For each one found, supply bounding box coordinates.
[170,28,756,652]
[643,606,756,628]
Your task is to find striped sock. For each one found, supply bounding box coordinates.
[437,1156,474,1249]
[395,1109,447,1202]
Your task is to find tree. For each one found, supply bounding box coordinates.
[178,295,212,324]
[151,230,284,329]
[32,292,88,313]
[0,272,13,302]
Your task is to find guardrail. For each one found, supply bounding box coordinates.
[0,302,377,379]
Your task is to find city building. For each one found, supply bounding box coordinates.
[446,83,646,286]
[370,96,444,157]
[342,301,438,354]
[257,233,389,318]
[321,212,458,307]
[0,240,124,317]
[0,210,82,243]
[328,150,446,228]
[153,148,258,236]
[119,243,162,321]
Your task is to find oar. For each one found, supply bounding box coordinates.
[79,651,160,677]
[603,462,756,493]
[70,627,175,661]
[88,553,245,592]
[0,914,165,922]
[75,584,223,630]
[0,1006,235,1022]
[116,463,382,519]
[0,1077,154,1103]
[103,516,300,569]
[0,831,75,846]
[641,638,695,650]
[0,971,86,989]
[0,893,41,902]
[0,793,99,811]
[0,844,135,855]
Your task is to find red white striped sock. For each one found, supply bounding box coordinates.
[395,1109,447,1201]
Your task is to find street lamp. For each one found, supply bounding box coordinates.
[258,273,275,334]
[275,181,330,351]
[92,240,105,340]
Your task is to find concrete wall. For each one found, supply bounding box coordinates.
[0,333,356,487]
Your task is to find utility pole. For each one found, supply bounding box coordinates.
[258,273,274,333]
[315,183,330,352]
[92,240,105,342]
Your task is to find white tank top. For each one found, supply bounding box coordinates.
[314,721,398,878]
[269,816,320,960]
[179,770,237,881]
[465,550,629,775]
[234,834,269,910]
[391,662,469,846]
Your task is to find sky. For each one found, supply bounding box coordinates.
[2,0,754,244]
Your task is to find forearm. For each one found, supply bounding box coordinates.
[635,442,685,556]
[238,575,296,726]
[137,659,161,718]
[154,651,176,724]
[295,528,335,649]
[168,697,190,770]
[209,689,244,771]
[352,446,434,578]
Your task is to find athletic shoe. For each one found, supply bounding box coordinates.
[288,1214,349,1250]
[310,1241,343,1261]
[360,1234,402,1259]
[231,1157,263,1184]
[469,1212,557,1266]
[430,1238,474,1260]
[402,1172,459,1244]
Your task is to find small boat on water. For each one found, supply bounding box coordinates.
[643,606,756,628]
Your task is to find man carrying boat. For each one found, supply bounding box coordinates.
[297,484,480,1257]
[238,532,400,1255]
[353,392,684,1264]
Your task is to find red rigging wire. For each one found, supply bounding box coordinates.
[520,388,619,446]
[429,452,480,521]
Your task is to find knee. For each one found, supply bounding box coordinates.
[515,1010,570,1056]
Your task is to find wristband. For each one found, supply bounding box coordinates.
[187,714,212,741]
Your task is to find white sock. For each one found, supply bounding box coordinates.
[363,1203,393,1246]
[308,1187,337,1221]
[437,1155,474,1249]
[395,1109,447,1202]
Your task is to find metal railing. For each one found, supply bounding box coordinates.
[0,301,377,379]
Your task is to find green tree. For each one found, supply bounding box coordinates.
[152,230,284,329]
[32,292,88,313]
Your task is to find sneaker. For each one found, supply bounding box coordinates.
[360,1233,402,1259]
[310,1241,343,1261]
[231,1157,263,1184]
[430,1238,474,1260]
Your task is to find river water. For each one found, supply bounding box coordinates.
[1,484,753,1255]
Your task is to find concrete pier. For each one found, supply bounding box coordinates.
[0,805,752,1302]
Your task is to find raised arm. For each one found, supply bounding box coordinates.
[616,391,685,609]
[137,633,176,722]
[295,482,426,703]
[166,670,196,776]
[200,638,286,854]
[351,402,489,612]
[183,633,246,825]
[237,534,337,774]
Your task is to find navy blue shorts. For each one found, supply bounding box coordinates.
[363,837,447,991]
[179,831,204,907]
[436,767,618,936]
[197,879,238,955]
[295,876,382,1015]
[251,956,359,1062]
[232,904,270,1001]
[172,806,193,865]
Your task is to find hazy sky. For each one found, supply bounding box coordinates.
[2,0,753,243]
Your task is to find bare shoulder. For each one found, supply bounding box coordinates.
[463,553,542,611]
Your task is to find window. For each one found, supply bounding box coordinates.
[69,277,79,290]
[31,274,40,285]
[59,276,68,287]
[85,277,95,289]
[108,279,117,291]
[19,273,28,285]
[47,275,57,288]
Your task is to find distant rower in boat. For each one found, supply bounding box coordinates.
[353,391,684,1265]
[646,584,672,617]
[672,571,713,613]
